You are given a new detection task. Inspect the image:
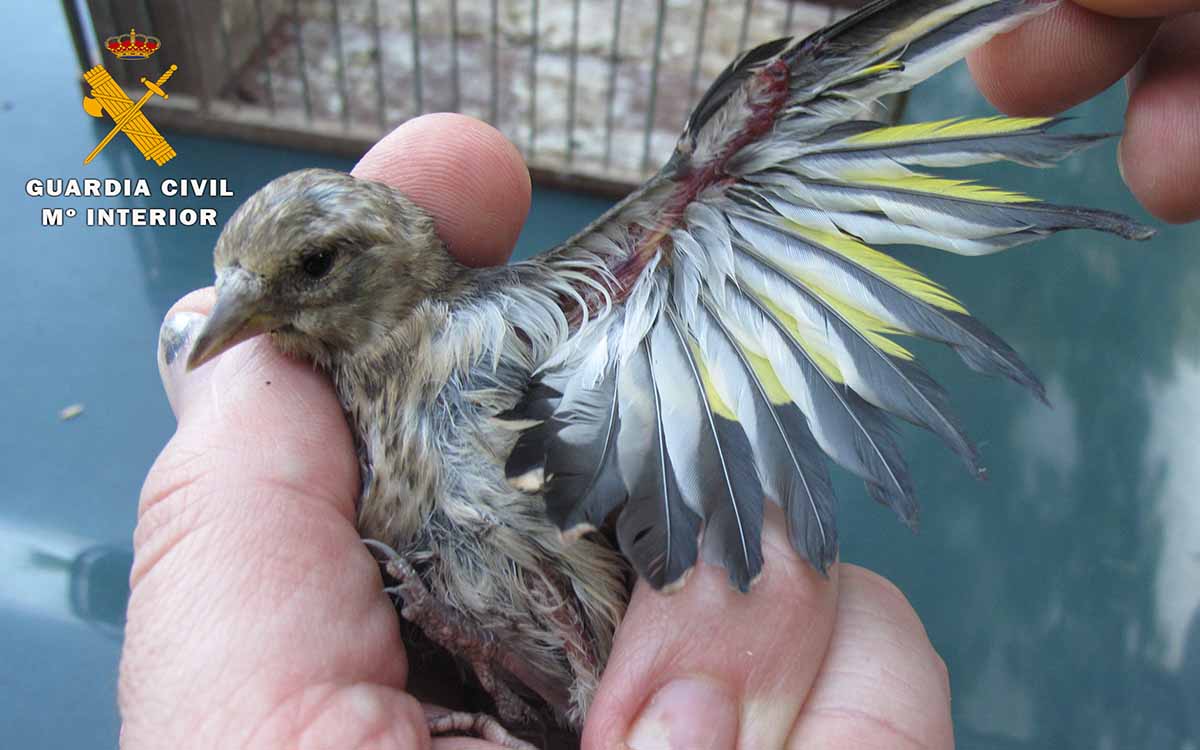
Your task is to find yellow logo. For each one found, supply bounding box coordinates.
[81,27,177,166]
[81,64,177,166]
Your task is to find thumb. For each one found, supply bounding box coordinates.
[154,287,359,510]
[121,289,424,749]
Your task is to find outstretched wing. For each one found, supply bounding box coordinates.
[495,0,1153,591]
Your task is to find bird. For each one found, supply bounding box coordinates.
[185,0,1153,744]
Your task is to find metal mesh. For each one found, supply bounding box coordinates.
[75,0,872,194]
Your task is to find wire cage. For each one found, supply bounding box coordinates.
[66,0,880,195]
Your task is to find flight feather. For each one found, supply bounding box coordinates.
[497,0,1153,588]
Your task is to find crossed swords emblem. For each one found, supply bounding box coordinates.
[81,64,178,166]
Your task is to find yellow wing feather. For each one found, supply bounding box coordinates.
[743,351,792,405]
[781,222,969,314]
[689,341,739,420]
[757,296,846,382]
[849,174,1035,203]
[844,115,1053,146]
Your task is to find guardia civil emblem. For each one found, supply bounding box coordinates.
[81,28,177,166]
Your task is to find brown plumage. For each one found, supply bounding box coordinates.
[189,168,628,735]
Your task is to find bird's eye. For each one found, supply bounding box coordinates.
[302,249,335,279]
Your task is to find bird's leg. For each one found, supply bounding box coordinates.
[424,705,539,750]
[362,539,540,727]
[469,658,540,727]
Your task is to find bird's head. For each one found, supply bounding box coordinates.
[187,168,464,370]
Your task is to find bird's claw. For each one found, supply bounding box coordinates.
[363,539,428,606]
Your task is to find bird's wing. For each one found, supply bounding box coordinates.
[495,0,1153,591]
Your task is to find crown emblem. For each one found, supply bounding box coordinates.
[105,28,161,60]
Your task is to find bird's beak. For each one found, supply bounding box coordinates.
[186,269,277,371]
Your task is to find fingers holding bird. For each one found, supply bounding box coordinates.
[1118,13,1200,223]
[353,113,531,267]
[128,0,1175,742]
[128,290,422,748]
[968,1,1200,223]
[127,119,543,750]
[584,505,839,750]
[785,567,954,750]
[583,505,953,750]
[965,2,1161,116]
[1073,0,1200,15]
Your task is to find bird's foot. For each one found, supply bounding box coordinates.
[424,704,540,750]
[362,538,541,726]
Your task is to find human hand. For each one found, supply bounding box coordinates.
[121,114,952,749]
[968,1,1200,223]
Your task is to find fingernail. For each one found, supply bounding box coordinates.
[158,311,207,414]
[625,677,738,750]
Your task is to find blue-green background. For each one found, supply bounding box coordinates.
[3,3,1196,748]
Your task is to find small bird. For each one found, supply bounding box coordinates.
[186,0,1153,743]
